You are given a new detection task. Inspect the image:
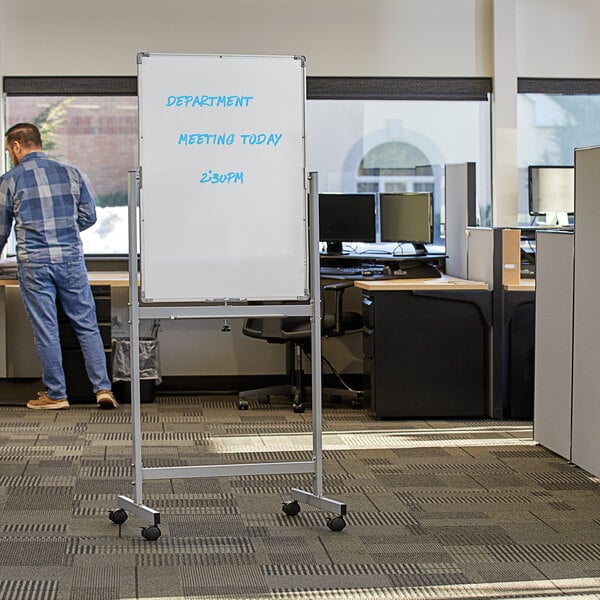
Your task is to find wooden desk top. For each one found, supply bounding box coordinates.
[354,274,489,292]
[504,279,535,292]
[0,271,133,287]
[0,271,490,292]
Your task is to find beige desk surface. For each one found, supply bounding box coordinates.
[0,272,490,291]
[504,279,535,292]
[0,271,132,287]
[354,274,489,291]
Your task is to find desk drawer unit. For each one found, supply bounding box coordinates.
[362,289,488,418]
[57,285,112,403]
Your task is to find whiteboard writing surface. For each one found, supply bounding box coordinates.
[138,53,309,302]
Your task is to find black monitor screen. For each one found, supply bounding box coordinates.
[380,192,433,245]
[318,193,376,248]
[528,166,574,215]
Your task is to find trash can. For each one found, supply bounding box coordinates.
[111,337,161,404]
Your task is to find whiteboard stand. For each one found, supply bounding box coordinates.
[109,171,347,540]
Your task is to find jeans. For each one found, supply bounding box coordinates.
[18,258,111,400]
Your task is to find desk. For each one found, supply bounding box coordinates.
[0,272,127,396]
[0,271,131,288]
[499,285,536,419]
[356,275,491,418]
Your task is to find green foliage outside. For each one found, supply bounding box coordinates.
[34,98,72,159]
[96,192,127,207]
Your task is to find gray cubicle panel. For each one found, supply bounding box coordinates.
[572,146,600,478]
[466,227,494,288]
[445,162,476,279]
[533,230,573,460]
[137,53,309,303]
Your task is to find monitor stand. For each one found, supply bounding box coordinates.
[324,241,344,255]
[392,242,428,257]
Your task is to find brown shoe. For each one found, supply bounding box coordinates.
[27,391,69,410]
[96,389,118,409]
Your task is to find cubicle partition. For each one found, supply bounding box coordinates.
[571,146,600,478]
[466,226,536,420]
[533,146,600,478]
[533,230,574,460]
[445,162,477,280]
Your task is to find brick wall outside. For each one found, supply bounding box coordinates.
[6,96,138,201]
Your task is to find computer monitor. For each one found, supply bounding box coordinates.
[318,193,377,254]
[379,192,433,255]
[528,165,574,218]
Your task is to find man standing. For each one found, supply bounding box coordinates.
[0,122,117,410]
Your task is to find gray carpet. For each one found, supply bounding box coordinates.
[0,394,599,599]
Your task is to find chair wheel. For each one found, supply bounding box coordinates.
[141,525,161,541]
[282,500,301,516]
[238,400,249,410]
[293,403,305,413]
[327,516,346,532]
[108,508,128,525]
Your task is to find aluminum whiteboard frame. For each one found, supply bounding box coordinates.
[117,170,347,529]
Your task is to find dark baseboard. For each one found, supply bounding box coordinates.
[0,377,44,405]
[156,375,289,394]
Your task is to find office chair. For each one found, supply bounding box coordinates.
[238,282,364,412]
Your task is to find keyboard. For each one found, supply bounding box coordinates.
[320,266,364,276]
[321,262,442,280]
[355,273,399,280]
[321,266,396,279]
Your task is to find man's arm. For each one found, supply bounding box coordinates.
[0,178,15,254]
[77,171,98,232]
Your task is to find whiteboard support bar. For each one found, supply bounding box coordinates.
[138,304,312,320]
[309,172,324,498]
[127,170,144,506]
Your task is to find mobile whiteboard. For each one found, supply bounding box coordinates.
[138,53,309,302]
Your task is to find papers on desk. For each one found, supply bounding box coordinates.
[0,258,17,279]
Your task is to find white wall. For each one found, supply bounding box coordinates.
[0,0,492,77]
[517,0,600,77]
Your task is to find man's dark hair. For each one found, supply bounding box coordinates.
[5,122,42,148]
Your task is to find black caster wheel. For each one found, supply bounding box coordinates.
[258,396,271,405]
[238,400,249,410]
[292,403,305,413]
[108,508,128,525]
[282,500,301,516]
[327,516,346,532]
[141,525,161,541]
[352,393,365,409]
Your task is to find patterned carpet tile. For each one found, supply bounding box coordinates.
[1,396,600,599]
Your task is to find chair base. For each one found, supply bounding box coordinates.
[238,384,363,412]
[238,384,305,412]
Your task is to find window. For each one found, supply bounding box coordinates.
[4,76,492,255]
[518,78,600,224]
[306,94,492,247]
[4,95,137,254]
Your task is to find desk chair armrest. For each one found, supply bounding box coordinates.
[322,281,354,336]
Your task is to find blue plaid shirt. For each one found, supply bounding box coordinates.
[0,152,97,263]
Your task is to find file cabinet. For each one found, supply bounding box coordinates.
[362,288,491,418]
